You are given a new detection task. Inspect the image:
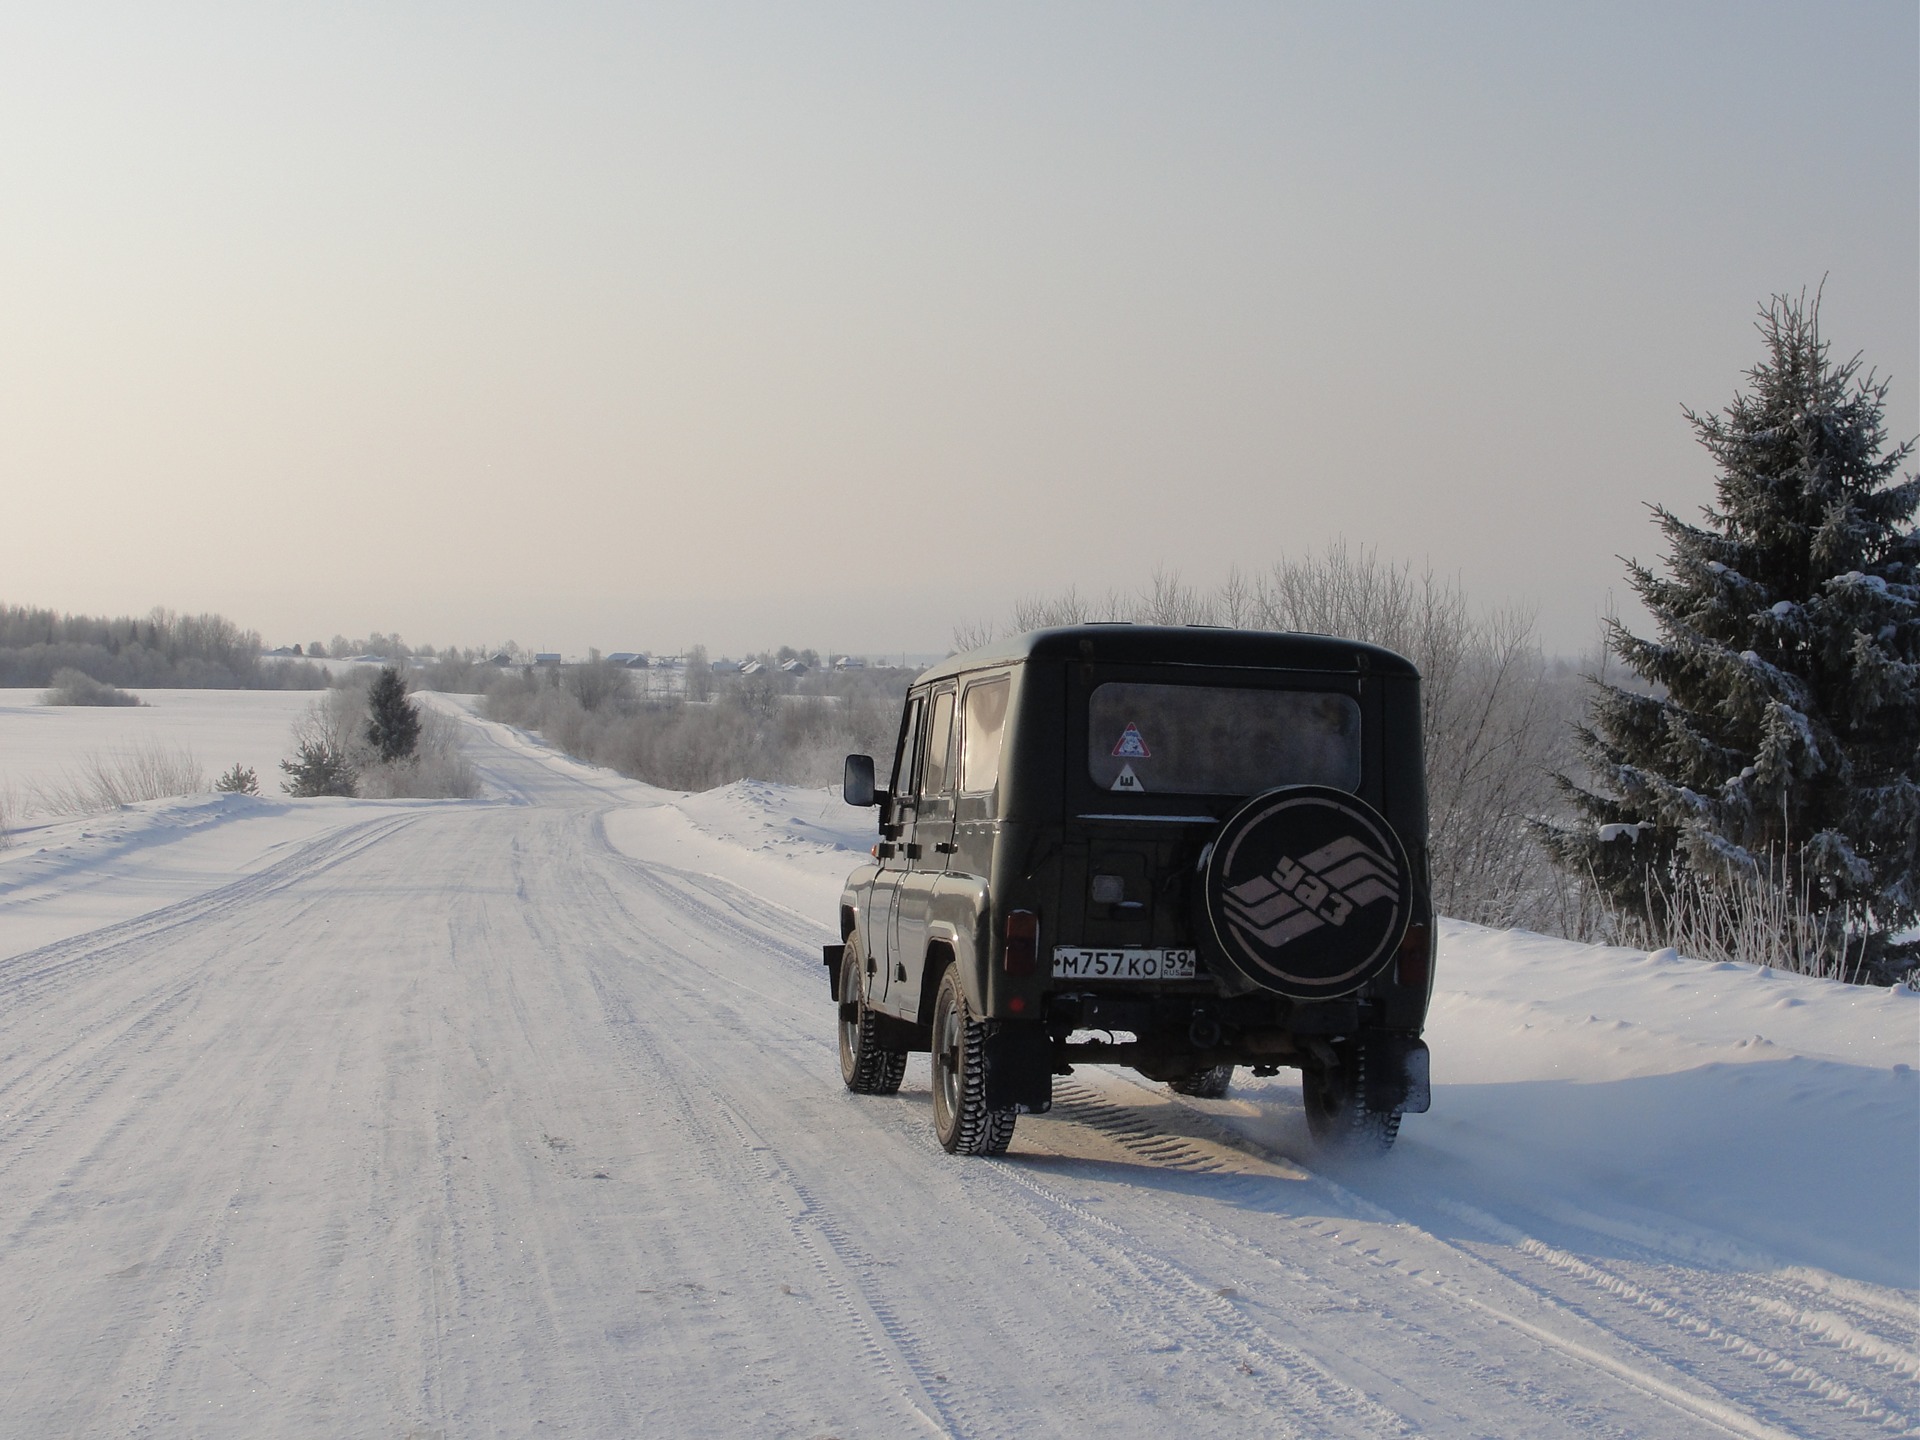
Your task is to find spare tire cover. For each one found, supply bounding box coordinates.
[1202,785,1413,999]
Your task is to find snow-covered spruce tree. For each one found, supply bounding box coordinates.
[279,738,356,797]
[366,666,422,763]
[1542,292,1918,982]
[214,763,259,795]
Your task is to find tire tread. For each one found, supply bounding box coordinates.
[933,970,1016,1156]
[1303,1043,1400,1154]
[1168,1064,1235,1099]
[840,945,907,1095]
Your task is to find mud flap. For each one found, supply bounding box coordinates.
[822,943,845,1000]
[1362,1033,1431,1114]
[983,1022,1054,1113]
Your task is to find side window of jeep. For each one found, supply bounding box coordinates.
[889,696,925,819]
[960,677,1009,795]
[922,690,957,799]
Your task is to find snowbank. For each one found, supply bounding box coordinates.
[1409,924,1917,1289]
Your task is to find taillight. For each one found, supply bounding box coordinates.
[1004,910,1038,976]
[1395,922,1430,990]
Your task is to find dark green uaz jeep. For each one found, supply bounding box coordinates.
[824,625,1433,1157]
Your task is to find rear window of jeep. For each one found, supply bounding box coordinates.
[1087,683,1360,796]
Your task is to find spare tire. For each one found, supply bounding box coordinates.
[1202,785,1413,1000]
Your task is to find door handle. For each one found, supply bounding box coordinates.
[905,843,923,860]
[876,843,895,859]
[934,842,956,854]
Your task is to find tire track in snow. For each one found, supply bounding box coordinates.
[584,815,1789,1439]
[0,811,418,1001]
[684,1076,1008,1440]
[0,816,423,1220]
[1058,1075,1905,1440]
[576,842,1391,1437]
[1736,1272,1920,1382]
[7,920,348,1435]
[575,944,961,1439]
[603,840,830,967]
[1019,1082,1621,1438]
[564,871,979,1437]
[1426,1197,1919,1437]
[477,812,763,1433]
[904,1099,1426,1439]
[1742,1292,1920,1398]
[1384,1178,1920,1411]
[1451,1189,1920,1386]
[496,817,965,1437]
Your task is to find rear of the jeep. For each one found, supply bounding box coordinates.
[832,625,1434,1157]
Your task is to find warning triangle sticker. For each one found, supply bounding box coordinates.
[1111,763,1145,793]
[1111,723,1151,758]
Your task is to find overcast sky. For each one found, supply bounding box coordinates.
[3,3,1914,658]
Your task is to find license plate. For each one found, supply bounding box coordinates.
[1051,947,1198,980]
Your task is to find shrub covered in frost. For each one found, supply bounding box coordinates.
[34,743,204,813]
[481,663,903,792]
[42,668,142,706]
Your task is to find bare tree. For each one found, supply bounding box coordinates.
[684,645,713,702]
[1141,568,1211,625]
[950,618,1000,654]
[1215,566,1254,629]
[562,649,631,712]
[1012,585,1092,630]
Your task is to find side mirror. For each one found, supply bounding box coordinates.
[843,753,879,807]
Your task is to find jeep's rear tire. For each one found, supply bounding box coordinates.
[1302,1043,1400,1154]
[839,939,907,1095]
[930,967,1015,1156]
[1168,1064,1235,1099]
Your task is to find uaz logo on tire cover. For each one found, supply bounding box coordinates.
[1203,786,1412,998]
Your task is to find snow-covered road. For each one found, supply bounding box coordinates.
[1,705,1913,1438]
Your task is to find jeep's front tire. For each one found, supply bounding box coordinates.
[839,939,907,1095]
[1302,1043,1400,1154]
[930,967,1015,1156]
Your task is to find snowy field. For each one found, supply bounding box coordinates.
[0,693,1914,1437]
[0,687,321,819]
